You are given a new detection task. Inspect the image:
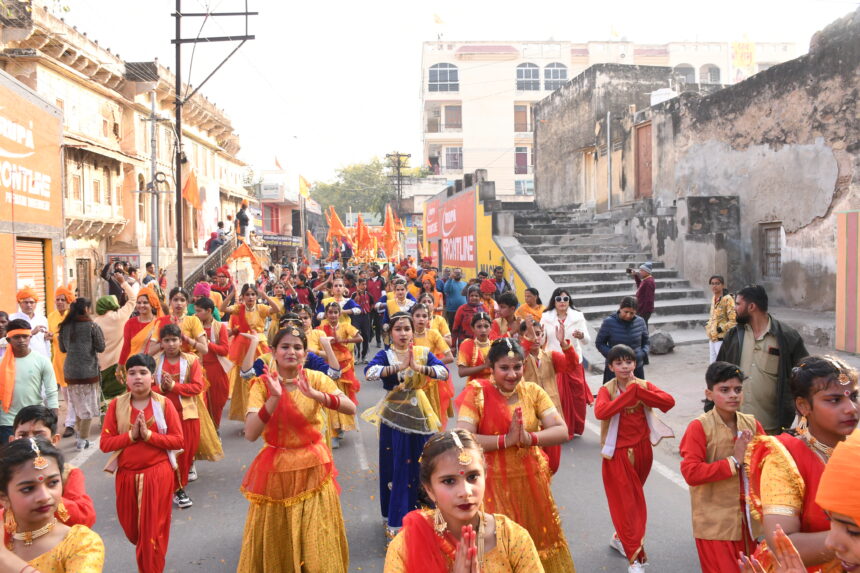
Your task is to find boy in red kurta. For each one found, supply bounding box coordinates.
[194,297,232,428]
[152,323,205,508]
[680,362,763,573]
[101,353,184,573]
[594,344,675,571]
[8,405,96,527]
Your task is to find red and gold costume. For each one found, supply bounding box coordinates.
[226,303,273,421]
[680,409,763,573]
[238,370,349,572]
[101,392,184,573]
[413,328,453,426]
[153,314,205,354]
[385,510,543,572]
[457,379,575,573]
[24,524,104,572]
[457,338,492,381]
[60,465,96,527]
[594,377,675,565]
[119,317,159,365]
[202,320,232,428]
[746,433,842,573]
[312,321,360,433]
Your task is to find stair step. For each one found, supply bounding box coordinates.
[547,268,678,282]
[530,252,653,263]
[540,261,666,271]
[562,280,694,295]
[586,314,711,333]
[527,245,644,256]
[581,299,711,321]
[570,288,705,308]
[515,234,630,246]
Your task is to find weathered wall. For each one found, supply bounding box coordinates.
[644,8,860,310]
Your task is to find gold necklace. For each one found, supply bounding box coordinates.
[800,430,834,461]
[491,377,517,398]
[475,339,490,348]
[12,517,56,547]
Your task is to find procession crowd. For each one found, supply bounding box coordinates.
[0,248,858,573]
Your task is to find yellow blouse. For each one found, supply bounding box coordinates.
[457,380,557,432]
[27,525,104,572]
[413,329,450,356]
[384,513,545,572]
[227,304,273,333]
[758,440,805,517]
[430,315,451,338]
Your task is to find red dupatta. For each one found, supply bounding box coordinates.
[227,304,253,363]
[402,510,456,573]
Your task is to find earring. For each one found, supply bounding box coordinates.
[796,415,808,435]
[3,508,16,535]
[433,507,447,536]
[56,501,70,523]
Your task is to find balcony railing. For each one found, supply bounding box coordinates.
[182,234,238,291]
[514,123,532,132]
[514,164,533,175]
[426,121,463,133]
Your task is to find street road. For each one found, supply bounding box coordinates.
[68,361,702,572]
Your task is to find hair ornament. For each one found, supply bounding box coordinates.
[505,337,515,359]
[30,438,48,470]
[451,431,473,466]
[838,372,850,386]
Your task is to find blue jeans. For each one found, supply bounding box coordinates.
[0,425,13,444]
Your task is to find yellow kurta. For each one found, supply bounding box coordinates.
[413,330,450,421]
[238,371,349,573]
[26,524,104,573]
[458,381,575,573]
[429,314,452,339]
[47,309,68,387]
[385,512,545,572]
[227,304,273,422]
[310,322,359,433]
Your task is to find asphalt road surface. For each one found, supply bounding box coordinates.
[68,360,702,572]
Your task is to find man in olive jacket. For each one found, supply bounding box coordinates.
[716,284,808,433]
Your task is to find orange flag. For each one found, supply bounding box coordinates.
[328,206,349,240]
[227,242,263,276]
[383,204,399,258]
[182,169,202,209]
[356,213,372,254]
[393,210,406,234]
[299,176,311,199]
[306,230,322,257]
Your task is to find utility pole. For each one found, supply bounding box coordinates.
[149,91,160,273]
[172,0,256,285]
[385,152,411,217]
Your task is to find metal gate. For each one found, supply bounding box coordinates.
[15,238,47,317]
[635,123,653,199]
[75,258,92,300]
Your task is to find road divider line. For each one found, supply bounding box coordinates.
[583,420,688,491]
[354,426,371,471]
[67,436,101,469]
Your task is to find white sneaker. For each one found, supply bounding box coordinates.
[609,534,625,556]
[628,561,647,573]
[188,465,198,482]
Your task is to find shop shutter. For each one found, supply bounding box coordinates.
[15,239,47,317]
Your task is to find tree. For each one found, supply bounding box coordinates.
[311,158,395,220]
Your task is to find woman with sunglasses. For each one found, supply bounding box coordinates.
[540,288,590,358]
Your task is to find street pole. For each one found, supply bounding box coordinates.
[150,90,159,274]
[174,0,184,284]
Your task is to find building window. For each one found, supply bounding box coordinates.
[92,179,101,203]
[70,174,81,200]
[673,64,696,84]
[700,64,721,84]
[444,105,462,130]
[444,147,462,171]
[102,119,109,137]
[103,167,112,205]
[428,63,459,92]
[516,63,540,91]
[514,180,534,195]
[138,191,147,222]
[514,105,530,132]
[515,147,530,174]
[761,224,782,278]
[544,62,568,90]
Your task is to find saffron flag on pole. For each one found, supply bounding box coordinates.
[299,176,311,199]
[328,206,349,239]
[306,230,322,257]
[182,168,202,209]
[356,213,372,255]
[383,204,399,259]
[227,242,263,276]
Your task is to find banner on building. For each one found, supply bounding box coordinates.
[261,234,301,248]
[438,188,476,268]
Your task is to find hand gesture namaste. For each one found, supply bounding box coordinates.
[738,525,805,573]
[452,524,480,573]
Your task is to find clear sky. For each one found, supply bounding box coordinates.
[56,0,859,183]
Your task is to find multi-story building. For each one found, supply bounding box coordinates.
[0,4,253,300]
[421,39,796,198]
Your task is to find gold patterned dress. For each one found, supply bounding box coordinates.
[384,511,545,572]
[458,380,575,573]
[238,369,349,572]
[24,524,105,572]
[227,303,273,421]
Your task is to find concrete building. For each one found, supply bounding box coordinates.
[421,39,796,199]
[0,4,253,299]
[532,8,860,314]
[257,170,304,263]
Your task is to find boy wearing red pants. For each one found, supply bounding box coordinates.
[594,344,675,573]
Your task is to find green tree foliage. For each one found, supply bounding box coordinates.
[311,158,395,220]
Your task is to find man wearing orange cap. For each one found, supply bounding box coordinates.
[48,285,77,437]
[10,287,51,358]
[0,318,58,443]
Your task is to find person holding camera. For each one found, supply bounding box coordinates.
[101,260,129,307]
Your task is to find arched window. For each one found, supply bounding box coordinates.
[700,64,721,84]
[544,62,568,90]
[516,63,540,91]
[673,64,696,84]
[428,63,459,92]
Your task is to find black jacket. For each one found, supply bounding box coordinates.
[717,315,809,431]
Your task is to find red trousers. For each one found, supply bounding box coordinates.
[695,537,753,573]
[558,366,590,438]
[602,438,653,563]
[116,460,175,573]
[176,418,200,488]
[204,366,230,428]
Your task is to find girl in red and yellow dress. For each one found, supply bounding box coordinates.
[238,325,354,572]
[101,353,184,573]
[119,286,163,366]
[221,283,275,422]
[310,303,362,447]
[0,437,104,573]
[149,287,208,357]
[457,312,493,382]
[385,429,543,572]
[746,356,859,573]
[489,292,521,341]
[418,293,452,348]
[412,303,455,427]
[456,338,575,573]
[419,275,444,318]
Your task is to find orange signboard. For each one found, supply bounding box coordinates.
[0,80,64,228]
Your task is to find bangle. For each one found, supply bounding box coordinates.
[497,435,506,450]
[327,393,340,410]
[729,455,739,468]
[530,432,539,447]
[257,406,272,424]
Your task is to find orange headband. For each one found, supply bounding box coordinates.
[5,329,31,338]
[816,428,860,526]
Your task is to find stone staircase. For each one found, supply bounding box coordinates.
[511,209,711,348]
